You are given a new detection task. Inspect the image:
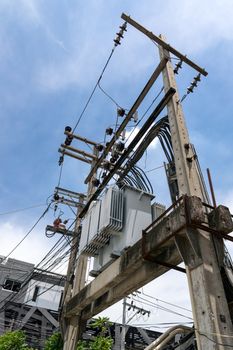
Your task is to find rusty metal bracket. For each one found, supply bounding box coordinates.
[142,195,233,272]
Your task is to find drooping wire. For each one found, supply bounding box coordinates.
[113,87,165,192]
[72,47,116,133]
[98,81,122,109]
[117,116,172,190]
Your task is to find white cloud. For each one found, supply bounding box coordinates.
[136,0,233,53]
[35,0,233,91]
[0,221,57,265]
[216,187,233,214]
[1,0,233,92]
[125,126,159,150]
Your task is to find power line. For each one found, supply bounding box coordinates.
[141,290,192,313]
[0,203,47,216]
[145,165,164,173]
[97,81,122,108]
[1,203,52,262]
[131,294,193,320]
[0,241,68,312]
[72,47,116,133]
[0,236,68,312]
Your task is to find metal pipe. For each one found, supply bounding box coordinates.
[144,325,192,350]
[206,168,217,208]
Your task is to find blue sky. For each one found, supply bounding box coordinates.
[0,0,233,329]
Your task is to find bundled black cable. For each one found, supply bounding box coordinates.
[117,116,174,193]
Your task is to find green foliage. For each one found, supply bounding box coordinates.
[0,330,32,350]
[44,332,63,350]
[77,317,113,350]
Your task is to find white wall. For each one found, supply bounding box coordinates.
[24,279,63,311]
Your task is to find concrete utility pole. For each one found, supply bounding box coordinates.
[62,145,99,350]
[121,298,126,350]
[158,39,233,349]
[61,196,83,349]
[120,297,151,350]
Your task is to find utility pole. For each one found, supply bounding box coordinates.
[121,297,150,350]
[117,14,233,348]
[158,38,233,349]
[60,195,84,335]
[62,137,99,350]
[121,298,126,350]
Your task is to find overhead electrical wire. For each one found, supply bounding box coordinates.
[0,235,69,312]
[121,165,153,193]
[72,47,116,133]
[0,203,47,216]
[114,87,166,193]
[117,116,173,192]
[1,203,52,262]
[0,234,69,311]
[131,294,193,321]
[145,165,164,173]
[140,291,192,313]
[13,211,81,298]
[0,235,67,288]
[98,81,122,109]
